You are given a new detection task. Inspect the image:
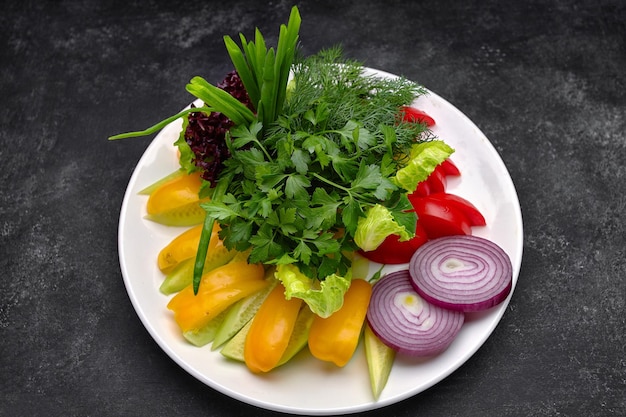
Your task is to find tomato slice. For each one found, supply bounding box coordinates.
[410,160,458,198]
[400,106,436,127]
[360,222,428,264]
[412,197,472,238]
[422,193,486,226]
[440,159,460,176]
[426,165,447,194]
[413,180,431,197]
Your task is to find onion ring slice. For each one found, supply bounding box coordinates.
[409,235,513,312]
[366,270,464,356]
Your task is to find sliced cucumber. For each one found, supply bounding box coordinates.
[183,308,229,347]
[220,318,252,362]
[277,306,315,366]
[160,258,194,295]
[364,323,395,400]
[211,278,277,350]
[138,169,187,195]
[144,202,206,226]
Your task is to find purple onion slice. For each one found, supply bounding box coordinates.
[366,270,464,356]
[409,235,513,312]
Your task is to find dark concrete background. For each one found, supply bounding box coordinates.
[1,1,624,416]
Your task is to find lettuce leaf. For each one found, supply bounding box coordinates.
[395,140,454,192]
[354,204,411,251]
[275,264,351,318]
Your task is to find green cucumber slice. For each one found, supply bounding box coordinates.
[182,308,229,347]
[138,169,187,195]
[277,306,315,366]
[364,323,395,400]
[211,278,277,350]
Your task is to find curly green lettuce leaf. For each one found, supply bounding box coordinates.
[354,204,411,252]
[275,264,351,318]
[395,140,454,192]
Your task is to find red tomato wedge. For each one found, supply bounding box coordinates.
[411,159,457,198]
[360,222,428,264]
[440,159,460,176]
[413,180,431,197]
[411,197,472,238]
[400,106,436,127]
[418,193,486,227]
[426,165,447,194]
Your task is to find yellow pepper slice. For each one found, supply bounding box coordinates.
[145,171,207,226]
[167,261,266,332]
[147,171,203,214]
[244,283,303,373]
[308,278,372,367]
[157,223,228,274]
[158,225,202,273]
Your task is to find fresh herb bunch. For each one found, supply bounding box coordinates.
[108,6,445,306]
[203,47,431,280]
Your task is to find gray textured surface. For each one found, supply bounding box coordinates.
[1,1,625,416]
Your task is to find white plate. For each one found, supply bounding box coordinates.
[118,68,523,415]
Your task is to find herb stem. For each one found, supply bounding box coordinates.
[312,172,352,195]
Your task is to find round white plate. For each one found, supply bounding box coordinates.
[118,68,523,415]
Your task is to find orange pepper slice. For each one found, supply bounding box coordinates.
[146,171,203,215]
[244,284,303,373]
[167,261,266,332]
[308,278,372,367]
[157,223,226,274]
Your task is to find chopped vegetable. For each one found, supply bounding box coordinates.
[394,140,453,193]
[277,306,316,366]
[157,224,204,273]
[211,272,278,350]
[243,283,303,373]
[366,270,464,356]
[360,222,428,265]
[145,171,206,226]
[400,106,436,127]
[412,192,486,227]
[138,169,186,195]
[308,279,372,367]
[411,195,472,238]
[221,302,314,366]
[159,231,237,295]
[182,308,229,347]
[167,261,266,332]
[440,159,461,176]
[408,235,512,312]
[364,323,395,400]
[424,164,447,194]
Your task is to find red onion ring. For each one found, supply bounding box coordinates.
[366,270,464,356]
[409,235,513,312]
